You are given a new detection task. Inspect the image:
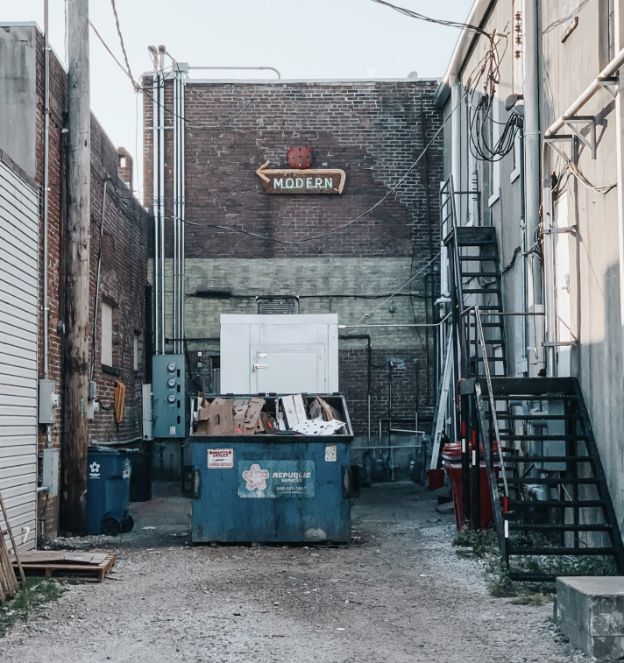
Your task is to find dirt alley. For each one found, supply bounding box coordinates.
[0,482,589,663]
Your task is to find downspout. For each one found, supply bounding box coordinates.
[616,0,624,378]
[524,0,544,374]
[43,0,51,446]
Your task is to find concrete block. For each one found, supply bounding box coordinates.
[555,576,624,661]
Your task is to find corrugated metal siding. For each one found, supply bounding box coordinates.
[0,159,39,551]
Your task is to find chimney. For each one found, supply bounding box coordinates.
[117,147,133,190]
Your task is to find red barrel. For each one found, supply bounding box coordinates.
[442,442,497,530]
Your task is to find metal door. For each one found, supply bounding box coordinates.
[252,344,325,393]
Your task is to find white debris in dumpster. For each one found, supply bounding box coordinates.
[291,418,346,436]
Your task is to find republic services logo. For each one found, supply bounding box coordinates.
[89,461,101,477]
[242,463,269,491]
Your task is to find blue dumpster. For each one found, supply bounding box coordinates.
[86,447,134,535]
[187,394,354,544]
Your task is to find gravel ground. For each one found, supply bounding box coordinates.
[0,482,589,663]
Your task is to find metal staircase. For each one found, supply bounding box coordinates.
[446,225,507,378]
[438,178,624,581]
[474,376,624,581]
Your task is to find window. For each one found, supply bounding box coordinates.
[600,0,616,66]
[101,302,113,368]
[133,332,141,372]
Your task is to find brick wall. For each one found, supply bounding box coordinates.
[33,30,149,538]
[144,78,442,438]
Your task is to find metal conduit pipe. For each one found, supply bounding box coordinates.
[158,62,166,353]
[151,68,160,355]
[42,0,51,379]
[43,0,52,448]
[180,70,186,349]
[188,65,281,79]
[172,69,178,353]
[615,1,624,379]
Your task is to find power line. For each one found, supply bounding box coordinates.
[110,0,140,91]
[370,0,493,40]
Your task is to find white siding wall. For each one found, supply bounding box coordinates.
[0,158,39,550]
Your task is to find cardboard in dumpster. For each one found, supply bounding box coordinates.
[310,396,342,423]
[208,397,235,435]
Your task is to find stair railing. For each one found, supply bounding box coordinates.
[471,305,509,553]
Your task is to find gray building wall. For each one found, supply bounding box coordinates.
[439,0,624,532]
[0,24,36,177]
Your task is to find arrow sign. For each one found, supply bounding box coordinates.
[256,161,346,195]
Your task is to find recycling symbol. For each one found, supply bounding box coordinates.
[242,463,269,491]
[89,461,101,477]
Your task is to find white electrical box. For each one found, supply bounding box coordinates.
[220,314,339,394]
[41,448,60,497]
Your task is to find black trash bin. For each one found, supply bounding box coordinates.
[127,449,153,502]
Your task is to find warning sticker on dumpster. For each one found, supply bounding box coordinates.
[324,445,337,462]
[207,448,234,469]
[238,461,315,498]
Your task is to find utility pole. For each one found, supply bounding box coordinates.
[61,0,91,532]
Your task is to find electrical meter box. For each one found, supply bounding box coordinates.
[152,354,186,438]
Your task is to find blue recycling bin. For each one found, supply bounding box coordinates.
[86,446,134,535]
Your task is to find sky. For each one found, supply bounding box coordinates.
[1,0,473,198]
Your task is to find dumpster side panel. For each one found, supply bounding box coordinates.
[191,439,351,543]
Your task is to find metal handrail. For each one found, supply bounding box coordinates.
[473,306,509,498]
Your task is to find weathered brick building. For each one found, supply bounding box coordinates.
[0,23,149,539]
[144,75,442,464]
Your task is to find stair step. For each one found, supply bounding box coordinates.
[507,572,561,582]
[461,272,500,278]
[459,255,496,261]
[470,322,504,328]
[507,523,612,532]
[462,288,501,294]
[494,413,580,420]
[507,499,606,508]
[501,455,593,463]
[507,546,616,556]
[500,477,601,486]
[498,434,587,441]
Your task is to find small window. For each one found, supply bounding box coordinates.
[101,302,113,367]
[133,332,141,372]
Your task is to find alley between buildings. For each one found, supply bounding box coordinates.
[0,485,587,663]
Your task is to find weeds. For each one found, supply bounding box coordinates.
[0,579,63,637]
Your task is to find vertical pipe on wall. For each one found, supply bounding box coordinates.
[172,69,178,354]
[524,0,544,373]
[151,68,160,355]
[180,69,186,350]
[42,0,50,379]
[158,67,166,353]
[615,0,624,376]
[542,176,556,376]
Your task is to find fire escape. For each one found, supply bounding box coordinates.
[438,179,624,581]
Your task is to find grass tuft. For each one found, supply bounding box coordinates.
[0,579,64,637]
